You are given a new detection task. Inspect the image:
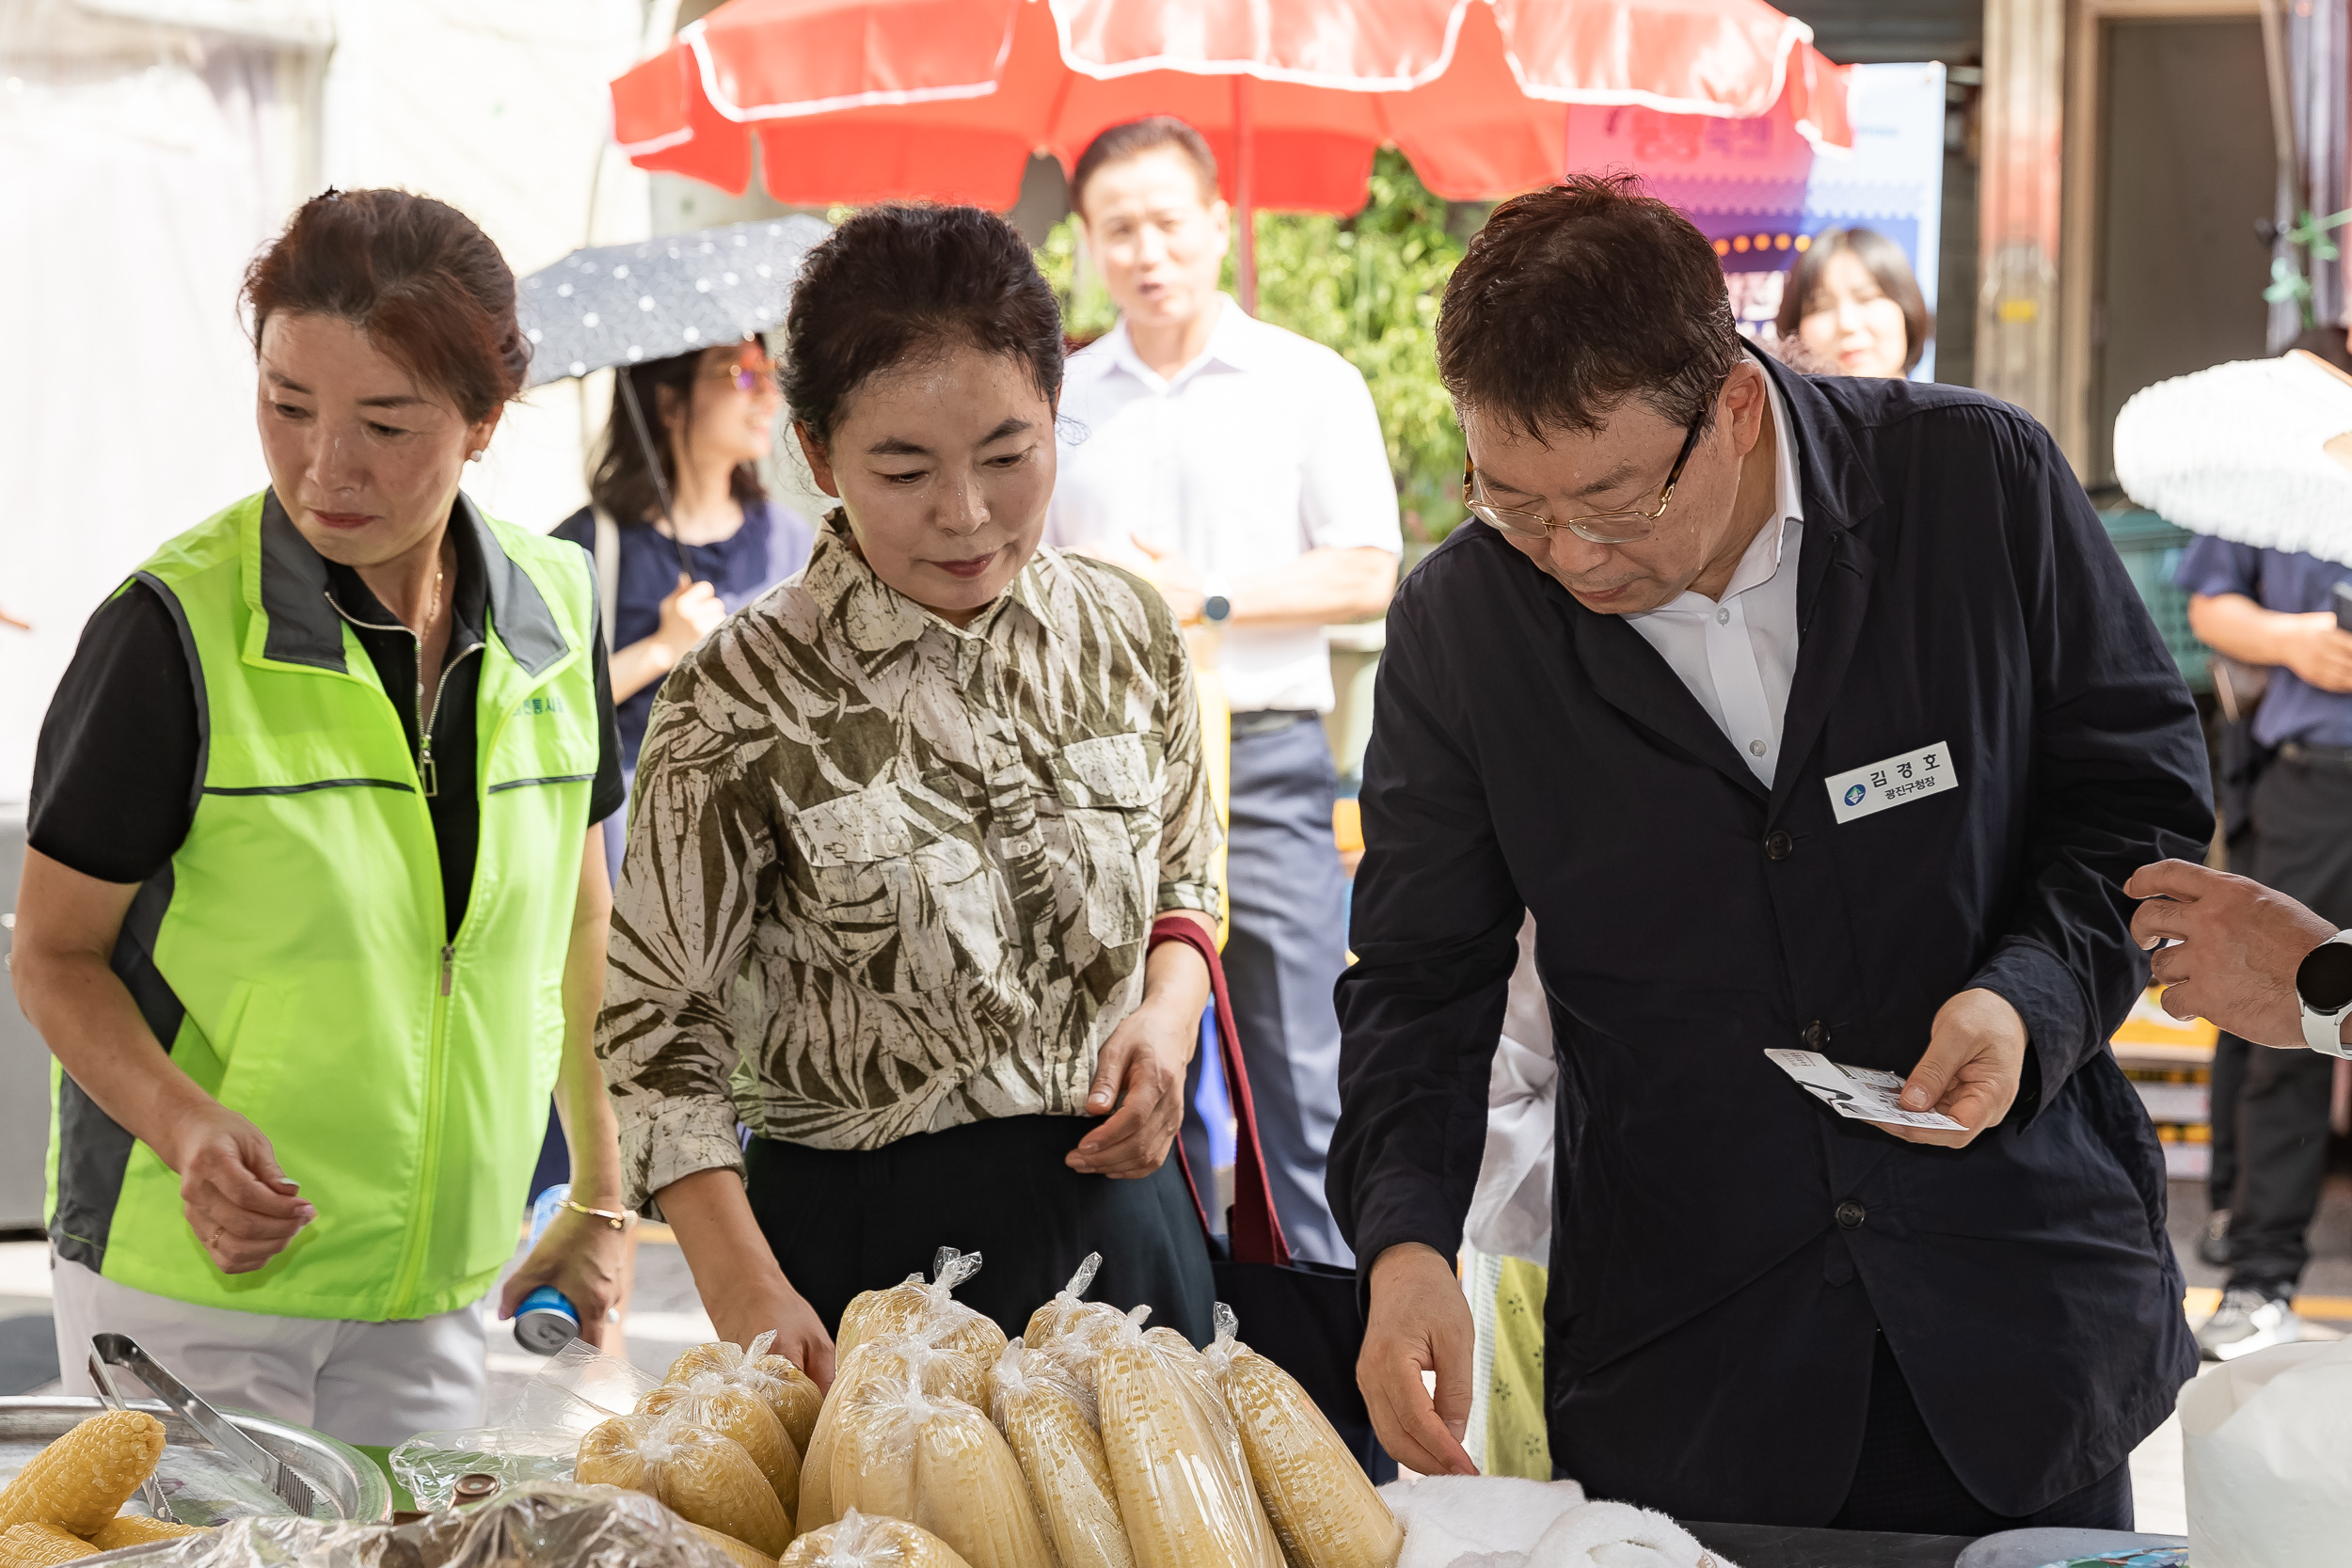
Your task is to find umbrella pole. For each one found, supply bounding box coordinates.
[1232,73,1256,315]
[616,369,694,579]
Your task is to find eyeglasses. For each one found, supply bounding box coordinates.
[1462,412,1708,546]
[707,350,782,394]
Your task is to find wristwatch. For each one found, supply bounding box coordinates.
[2294,931,2352,1057]
[1201,574,1232,626]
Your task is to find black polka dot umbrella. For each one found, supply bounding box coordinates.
[516,215,828,554]
[516,214,830,388]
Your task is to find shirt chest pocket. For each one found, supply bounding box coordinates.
[786,775,990,997]
[1049,730,1162,949]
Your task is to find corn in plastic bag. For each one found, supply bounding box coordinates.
[797,1334,984,1536]
[686,1520,778,1568]
[574,1411,792,1558]
[1205,1304,1401,1568]
[828,1369,1056,1568]
[664,1331,822,1458]
[638,1371,801,1521]
[1096,1313,1282,1568]
[0,1411,167,1538]
[991,1339,1135,1568]
[836,1248,1009,1379]
[780,1509,975,1568]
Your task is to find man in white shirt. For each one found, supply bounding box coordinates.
[1048,117,1402,1266]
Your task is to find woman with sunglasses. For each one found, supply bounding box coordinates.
[552,339,815,838]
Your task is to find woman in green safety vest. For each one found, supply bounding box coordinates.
[12,189,632,1447]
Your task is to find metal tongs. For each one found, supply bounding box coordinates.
[89,1333,321,1516]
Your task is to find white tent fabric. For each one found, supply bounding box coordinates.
[0,0,652,801]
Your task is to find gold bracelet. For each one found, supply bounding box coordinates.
[560,1197,637,1231]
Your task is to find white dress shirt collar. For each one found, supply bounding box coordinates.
[1102,293,1262,390]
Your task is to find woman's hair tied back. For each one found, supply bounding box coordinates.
[243,187,529,424]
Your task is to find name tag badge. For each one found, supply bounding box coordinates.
[1825,740,1955,825]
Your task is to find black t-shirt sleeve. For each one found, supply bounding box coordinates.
[589,610,627,823]
[27,582,202,885]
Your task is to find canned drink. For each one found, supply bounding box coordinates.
[515,1183,581,1355]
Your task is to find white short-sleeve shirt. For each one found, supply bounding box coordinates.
[1047,295,1404,714]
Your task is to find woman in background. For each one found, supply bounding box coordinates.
[1775,226,1933,380]
[553,339,815,869]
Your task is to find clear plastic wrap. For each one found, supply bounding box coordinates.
[86,1484,740,1568]
[387,1427,580,1512]
[573,1413,791,1558]
[797,1337,976,1536]
[778,1509,973,1568]
[635,1374,800,1521]
[990,1340,1135,1568]
[389,1338,666,1510]
[826,1370,1055,1568]
[1020,1253,1107,1350]
[1204,1303,1402,1568]
[661,1332,822,1458]
[1095,1312,1282,1568]
[835,1249,1008,1380]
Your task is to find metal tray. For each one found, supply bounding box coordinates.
[0,1395,391,1525]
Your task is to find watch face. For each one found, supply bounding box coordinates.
[2297,941,2352,1013]
[1203,594,1232,624]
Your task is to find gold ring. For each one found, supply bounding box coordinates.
[209,1226,224,1249]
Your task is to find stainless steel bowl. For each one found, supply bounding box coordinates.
[0,1395,392,1523]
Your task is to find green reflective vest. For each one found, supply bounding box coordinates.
[46,490,599,1322]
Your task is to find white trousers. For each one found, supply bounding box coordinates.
[51,1257,487,1447]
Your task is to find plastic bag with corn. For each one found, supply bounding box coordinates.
[990,1338,1134,1568]
[1094,1308,1282,1568]
[779,1509,974,1568]
[825,1366,1055,1568]
[573,1411,792,1558]
[797,1334,983,1535]
[835,1248,1008,1378]
[636,1371,801,1521]
[663,1331,822,1458]
[1205,1303,1401,1568]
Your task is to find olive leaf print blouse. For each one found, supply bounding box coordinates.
[599,514,1221,1208]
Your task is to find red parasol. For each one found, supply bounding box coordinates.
[611,0,1851,304]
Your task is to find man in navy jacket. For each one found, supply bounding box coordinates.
[1335,178,2213,1533]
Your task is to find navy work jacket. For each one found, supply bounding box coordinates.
[1332,357,2213,1524]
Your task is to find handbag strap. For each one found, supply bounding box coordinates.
[1149,914,1292,1269]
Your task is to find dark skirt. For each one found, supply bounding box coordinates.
[743,1114,1216,1349]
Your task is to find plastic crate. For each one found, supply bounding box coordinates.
[2100,506,2212,693]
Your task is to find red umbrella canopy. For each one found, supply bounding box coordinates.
[612,0,1852,213]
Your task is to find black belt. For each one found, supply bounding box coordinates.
[1227,708,1317,738]
[2278,741,2352,768]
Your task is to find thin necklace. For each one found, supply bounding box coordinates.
[414,560,444,641]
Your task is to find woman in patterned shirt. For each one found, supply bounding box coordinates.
[598,205,1223,1378]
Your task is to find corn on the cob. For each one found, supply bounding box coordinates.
[87,1514,210,1552]
[576,1412,792,1558]
[0,1522,91,1568]
[1205,1306,1401,1568]
[745,1356,823,1457]
[993,1342,1134,1568]
[834,1249,1008,1381]
[660,1334,823,1460]
[1021,1254,1104,1351]
[639,1374,801,1520]
[799,1337,951,1534]
[779,1510,976,1568]
[575,1415,655,1495]
[827,1371,1054,1568]
[1097,1334,1281,1568]
[686,1521,778,1568]
[0,1412,167,1538]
